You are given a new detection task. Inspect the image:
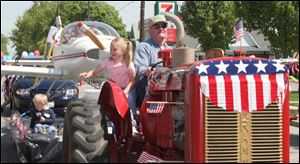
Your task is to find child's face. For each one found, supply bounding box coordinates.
[110,42,124,60]
[33,101,44,112]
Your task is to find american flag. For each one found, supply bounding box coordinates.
[291,52,299,75]
[146,103,164,114]
[137,151,163,163]
[195,58,289,112]
[233,20,244,40]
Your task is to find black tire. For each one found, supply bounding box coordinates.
[62,99,108,163]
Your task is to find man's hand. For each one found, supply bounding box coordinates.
[145,67,155,78]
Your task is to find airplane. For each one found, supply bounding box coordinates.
[1,15,120,80]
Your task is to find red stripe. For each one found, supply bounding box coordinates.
[268,74,278,102]
[283,73,288,85]
[254,74,264,111]
[52,52,85,60]
[239,75,249,112]
[208,76,218,106]
[223,75,233,111]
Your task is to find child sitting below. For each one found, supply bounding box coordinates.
[30,94,56,134]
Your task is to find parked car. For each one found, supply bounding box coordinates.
[2,56,79,115]
[10,76,79,115]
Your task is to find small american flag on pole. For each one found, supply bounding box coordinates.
[137,151,164,163]
[146,103,164,114]
[233,20,244,40]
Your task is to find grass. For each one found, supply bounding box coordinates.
[290,91,299,106]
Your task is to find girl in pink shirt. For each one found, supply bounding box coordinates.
[80,37,138,133]
[80,37,135,95]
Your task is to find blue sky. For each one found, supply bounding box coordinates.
[1,1,183,53]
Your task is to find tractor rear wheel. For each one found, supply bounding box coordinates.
[62,99,108,163]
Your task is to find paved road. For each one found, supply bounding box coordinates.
[1,81,299,163]
[290,125,299,163]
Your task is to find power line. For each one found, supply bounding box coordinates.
[116,1,135,12]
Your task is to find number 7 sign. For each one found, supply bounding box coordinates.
[155,2,178,15]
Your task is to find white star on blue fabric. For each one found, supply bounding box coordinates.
[235,60,248,73]
[215,60,229,74]
[254,60,268,73]
[272,61,286,72]
[196,63,209,74]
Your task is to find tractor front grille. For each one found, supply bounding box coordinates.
[205,98,282,163]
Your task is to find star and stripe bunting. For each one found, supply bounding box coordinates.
[195,57,289,112]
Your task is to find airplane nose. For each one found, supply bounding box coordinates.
[86,48,100,60]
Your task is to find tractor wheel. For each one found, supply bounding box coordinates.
[62,99,108,163]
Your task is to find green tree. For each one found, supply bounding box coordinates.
[1,34,9,54]
[180,1,299,57]
[179,1,236,52]
[10,1,127,55]
[236,1,299,57]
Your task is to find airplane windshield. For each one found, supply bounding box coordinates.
[61,21,120,44]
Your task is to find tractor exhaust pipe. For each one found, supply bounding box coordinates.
[164,13,195,68]
[164,13,185,48]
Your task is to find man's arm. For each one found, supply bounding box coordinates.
[134,44,150,77]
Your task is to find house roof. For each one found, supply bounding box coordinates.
[229,31,271,52]
[179,30,272,53]
[129,22,271,53]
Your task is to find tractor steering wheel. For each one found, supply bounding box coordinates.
[150,61,163,71]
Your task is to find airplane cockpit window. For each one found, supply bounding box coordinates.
[61,21,120,44]
[61,24,84,43]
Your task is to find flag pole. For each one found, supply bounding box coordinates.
[240,37,242,58]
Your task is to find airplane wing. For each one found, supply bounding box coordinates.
[3,60,53,66]
[1,65,77,80]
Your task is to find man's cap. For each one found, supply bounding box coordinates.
[144,15,168,30]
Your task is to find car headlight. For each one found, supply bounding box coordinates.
[64,88,77,96]
[16,89,30,96]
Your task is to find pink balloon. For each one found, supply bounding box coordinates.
[34,50,40,56]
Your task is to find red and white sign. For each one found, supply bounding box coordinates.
[155,2,177,15]
[166,28,177,43]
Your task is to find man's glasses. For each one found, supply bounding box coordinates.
[152,23,167,30]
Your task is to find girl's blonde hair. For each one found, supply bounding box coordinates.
[33,94,48,106]
[111,37,133,68]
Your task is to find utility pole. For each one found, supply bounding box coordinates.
[55,1,60,16]
[139,1,145,42]
[87,1,90,21]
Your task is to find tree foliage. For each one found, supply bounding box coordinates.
[10,1,127,55]
[236,1,299,57]
[1,34,9,54]
[179,1,236,52]
[179,1,299,57]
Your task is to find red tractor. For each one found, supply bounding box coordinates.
[62,13,291,163]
